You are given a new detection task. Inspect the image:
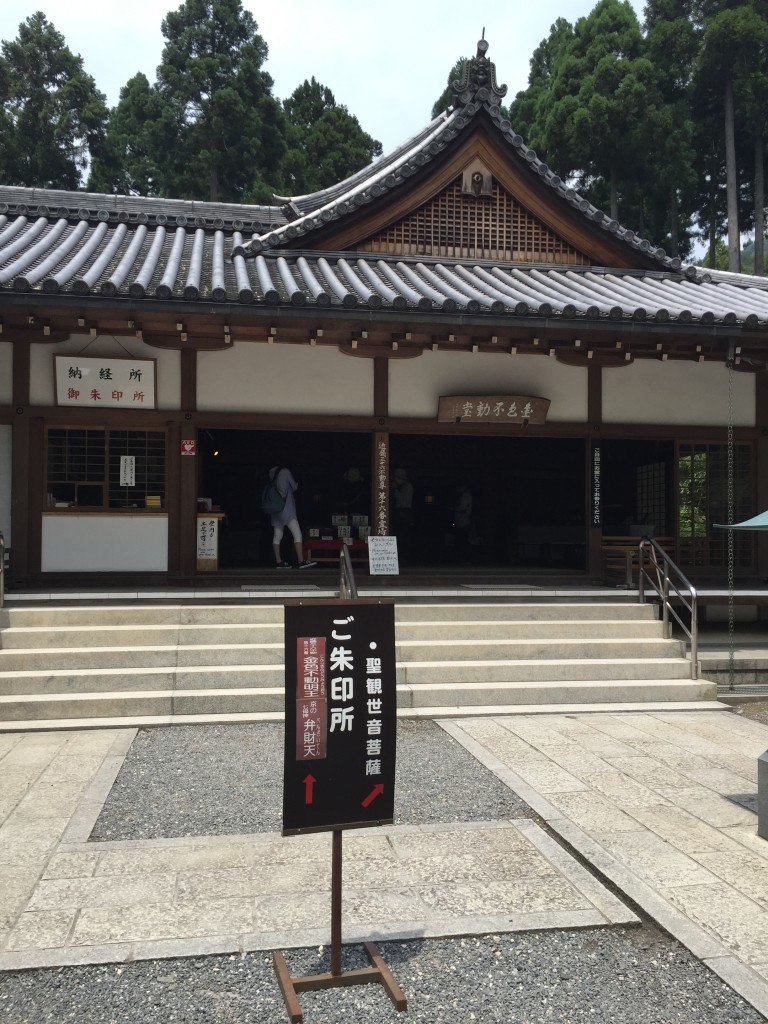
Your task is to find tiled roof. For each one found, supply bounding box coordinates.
[0,187,767,329]
[245,40,680,272]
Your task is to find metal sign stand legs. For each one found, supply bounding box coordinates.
[273,830,408,1023]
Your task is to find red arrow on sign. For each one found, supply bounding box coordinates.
[361,783,384,808]
[303,774,316,804]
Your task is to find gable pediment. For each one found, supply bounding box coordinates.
[358,165,590,264]
[288,125,648,270]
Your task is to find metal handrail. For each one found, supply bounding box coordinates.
[0,530,5,609]
[339,543,358,600]
[638,536,698,679]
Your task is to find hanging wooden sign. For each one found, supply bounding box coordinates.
[438,394,550,424]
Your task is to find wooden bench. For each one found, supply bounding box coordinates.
[601,535,676,585]
[304,538,369,564]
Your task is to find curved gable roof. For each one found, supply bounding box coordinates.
[238,40,680,273]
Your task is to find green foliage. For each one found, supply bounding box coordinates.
[153,0,285,202]
[280,78,382,195]
[0,12,108,189]
[88,73,171,195]
[431,59,467,119]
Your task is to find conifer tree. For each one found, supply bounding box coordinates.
[0,12,108,190]
[280,78,382,195]
[155,0,285,202]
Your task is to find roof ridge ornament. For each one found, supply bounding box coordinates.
[451,37,508,109]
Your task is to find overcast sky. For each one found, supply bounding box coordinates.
[0,0,647,156]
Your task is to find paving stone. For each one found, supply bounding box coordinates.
[418,877,590,917]
[588,771,669,808]
[93,843,255,876]
[661,882,768,965]
[595,830,720,888]
[388,825,531,861]
[502,759,590,794]
[71,897,254,945]
[39,755,110,784]
[42,851,99,879]
[545,790,646,833]
[657,787,758,828]
[694,850,768,909]
[28,874,177,912]
[5,910,75,950]
[628,805,745,854]
[251,891,332,933]
[13,781,88,820]
[681,766,757,793]
[602,754,694,789]
[0,872,42,930]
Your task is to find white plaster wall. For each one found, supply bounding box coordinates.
[388,350,588,421]
[30,335,181,409]
[0,342,12,404]
[0,424,10,546]
[197,343,373,415]
[602,360,755,426]
[41,515,168,571]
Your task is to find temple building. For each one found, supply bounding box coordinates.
[1,40,767,586]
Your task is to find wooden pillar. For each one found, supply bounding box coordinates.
[373,432,389,536]
[587,362,603,579]
[9,337,31,582]
[373,358,389,535]
[171,349,198,579]
[756,370,768,580]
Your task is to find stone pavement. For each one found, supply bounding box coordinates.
[444,710,768,1018]
[2,711,768,1019]
[0,727,632,972]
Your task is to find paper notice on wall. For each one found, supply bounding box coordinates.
[368,536,399,575]
[119,456,136,488]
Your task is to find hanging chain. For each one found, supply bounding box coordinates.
[727,350,735,691]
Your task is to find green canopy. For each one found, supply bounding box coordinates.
[715,511,768,530]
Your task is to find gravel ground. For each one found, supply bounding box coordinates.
[90,720,531,841]
[736,701,768,726]
[1,926,764,1024]
[5,720,766,1022]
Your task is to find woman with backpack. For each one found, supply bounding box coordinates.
[264,466,316,569]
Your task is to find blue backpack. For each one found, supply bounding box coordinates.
[260,469,286,514]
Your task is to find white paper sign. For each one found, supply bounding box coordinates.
[119,456,136,487]
[197,517,218,560]
[55,356,156,408]
[368,535,399,576]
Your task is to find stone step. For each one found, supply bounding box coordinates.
[396,619,666,640]
[0,624,284,649]
[394,602,656,622]
[399,657,695,683]
[0,600,657,630]
[0,655,696,698]
[0,678,716,722]
[0,617,669,649]
[0,636,682,673]
[0,604,285,628]
[396,638,683,661]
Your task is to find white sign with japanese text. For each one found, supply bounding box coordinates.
[197,517,218,561]
[55,356,156,409]
[119,456,136,488]
[368,535,399,576]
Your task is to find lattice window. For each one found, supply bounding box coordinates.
[360,175,589,263]
[46,428,166,511]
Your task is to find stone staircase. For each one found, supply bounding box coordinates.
[0,600,719,728]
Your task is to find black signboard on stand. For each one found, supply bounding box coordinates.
[282,600,397,834]
[274,599,406,1023]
